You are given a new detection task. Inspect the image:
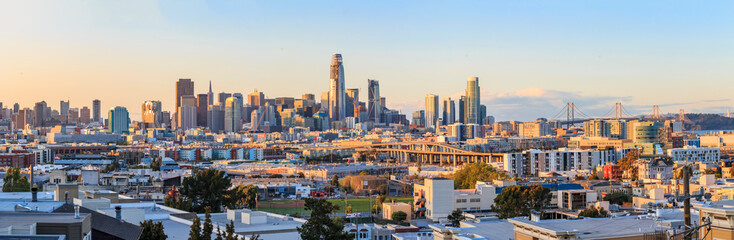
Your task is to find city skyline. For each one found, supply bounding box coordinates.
[2,1,734,121]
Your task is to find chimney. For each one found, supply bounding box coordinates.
[64,191,69,203]
[115,206,122,221]
[74,205,80,219]
[31,186,38,202]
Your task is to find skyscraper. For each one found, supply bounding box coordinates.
[207,104,225,133]
[218,92,232,106]
[13,103,19,114]
[107,106,130,134]
[177,105,197,130]
[320,92,329,112]
[80,107,91,125]
[329,54,346,121]
[142,100,162,128]
[175,78,194,111]
[34,101,47,127]
[207,81,214,106]
[425,94,439,129]
[92,99,101,123]
[345,89,359,118]
[60,100,69,118]
[197,94,208,127]
[466,77,481,124]
[368,79,381,123]
[442,97,455,125]
[458,96,466,124]
[248,91,265,108]
[224,97,242,133]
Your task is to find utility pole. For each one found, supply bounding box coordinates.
[683,164,691,240]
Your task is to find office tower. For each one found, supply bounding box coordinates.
[412,110,425,126]
[177,105,197,130]
[216,92,230,106]
[425,94,439,129]
[197,94,208,127]
[345,89,358,118]
[80,107,90,125]
[320,92,329,112]
[17,108,33,129]
[328,54,346,121]
[161,111,171,128]
[175,78,194,110]
[33,101,47,127]
[13,103,19,114]
[302,94,315,101]
[458,96,466,124]
[480,104,486,125]
[92,99,101,123]
[207,104,225,133]
[465,77,481,124]
[68,108,79,125]
[367,79,381,123]
[442,98,455,125]
[248,91,265,107]
[275,97,295,109]
[60,100,69,118]
[107,106,129,134]
[207,81,214,105]
[142,101,162,128]
[224,97,242,133]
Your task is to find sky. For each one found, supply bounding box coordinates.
[1,0,733,121]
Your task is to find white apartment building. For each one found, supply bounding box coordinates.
[667,146,720,163]
[503,148,631,177]
[414,178,498,222]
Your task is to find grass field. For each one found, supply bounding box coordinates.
[256,197,413,216]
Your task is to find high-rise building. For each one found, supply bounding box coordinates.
[175,78,194,110]
[224,97,242,133]
[275,97,295,109]
[60,100,69,118]
[425,94,439,129]
[34,101,47,127]
[80,107,91,125]
[320,92,329,112]
[345,89,358,118]
[207,104,225,133]
[92,99,101,123]
[207,81,214,106]
[466,77,481,124]
[13,103,19,114]
[442,98,455,125]
[16,108,33,130]
[458,96,466,124]
[368,79,381,123]
[302,94,315,101]
[177,105,197,131]
[248,91,265,108]
[142,101,162,128]
[218,92,232,106]
[107,106,129,134]
[68,108,79,125]
[197,94,208,127]
[412,110,425,126]
[328,54,346,121]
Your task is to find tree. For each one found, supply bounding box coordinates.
[202,210,213,240]
[227,184,259,209]
[618,150,640,180]
[330,175,339,186]
[492,184,552,219]
[297,198,353,240]
[2,168,30,192]
[100,160,120,173]
[391,211,407,222]
[168,169,234,213]
[377,195,387,206]
[578,205,609,218]
[674,166,694,179]
[359,171,369,175]
[447,209,466,226]
[188,216,203,240]
[450,163,508,189]
[151,157,162,171]
[603,191,631,205]
[140,220,167,240]
[188,211,213,240]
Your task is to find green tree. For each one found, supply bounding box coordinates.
[227,184,259,209]
[450,163,508,189]
[492,184,552,219]
[359,171,369,175]
[674,166,694,179]
[188,216,203,240]
[297,198,353,240]
[618,150,640,180]
[2,168,30,192]
[391,211,407,222]
[100,161,120,173]
[202,210,213,240]
[140,220,167,240]
[188,212,213,240]
[151,157,162,171]
[578,205,609,218]
[603,191,631,205]
[168,169,234,213]
[447,209,466,226]
[330,175,339,186]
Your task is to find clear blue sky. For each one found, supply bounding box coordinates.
[1,0,733,121]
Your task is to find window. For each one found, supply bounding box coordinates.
[470,198,480,203]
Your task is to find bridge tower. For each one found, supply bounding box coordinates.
[614,102,622,119]
[652,105,661,119]
[566,102,575,129]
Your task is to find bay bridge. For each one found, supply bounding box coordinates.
[548,102,689,128]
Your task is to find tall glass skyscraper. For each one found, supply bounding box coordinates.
[92,99,101,123]
[425,94,439,129]
[224,97,242,133]
[368,79,381,123]
[329,54,346,121]
[466,77,481,124]
[442,97,455,125]
[107,106,129,134]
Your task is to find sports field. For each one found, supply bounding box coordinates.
[257,197,413,216]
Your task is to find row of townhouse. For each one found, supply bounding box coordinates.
[503,148,635,177]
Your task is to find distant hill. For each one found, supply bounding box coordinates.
[684,113,734,130]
